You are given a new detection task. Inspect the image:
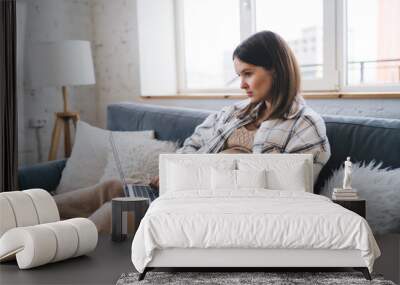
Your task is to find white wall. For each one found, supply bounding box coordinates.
[91,0,141,128]
[18,0,96,166]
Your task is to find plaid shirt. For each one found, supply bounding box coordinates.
[176,96,331,182]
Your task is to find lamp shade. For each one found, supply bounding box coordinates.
[29,40,95,88]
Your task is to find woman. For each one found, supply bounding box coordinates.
[150,30,331,188]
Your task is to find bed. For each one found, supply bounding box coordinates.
[131,154,380,280]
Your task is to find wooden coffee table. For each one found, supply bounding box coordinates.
[0,234,133,285]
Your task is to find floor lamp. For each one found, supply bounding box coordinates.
[29,40,95,160]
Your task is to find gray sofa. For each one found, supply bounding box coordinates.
[18,102,400,194]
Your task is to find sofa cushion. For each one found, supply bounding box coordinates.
[56,121,154,194]
[107,102,211,145]
[315,115,400,193]
[18,159,66,192]
[100,138,178,183]
[108,103,400,194]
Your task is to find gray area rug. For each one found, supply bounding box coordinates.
[116,272,396,285]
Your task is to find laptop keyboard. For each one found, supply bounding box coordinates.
[125,184,158,202]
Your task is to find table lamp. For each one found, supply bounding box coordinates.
[29,40,95,160]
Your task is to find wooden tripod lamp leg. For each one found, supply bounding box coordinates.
[64,118,72,157]
[48,115,63,160]
[66,113,80,157]
[48,86,81,160]
[48,112,80,160]
[72,113,80,129]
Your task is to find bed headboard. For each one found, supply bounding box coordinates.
[159,154,314,195]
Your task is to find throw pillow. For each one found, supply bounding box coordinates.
[56,121,154,194]
[320,161,400,234]
[100,138,178,184]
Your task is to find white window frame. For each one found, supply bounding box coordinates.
[174,0,243,95]
[169,0,400,96]
[308,0,338,91]
[175,0,339,94]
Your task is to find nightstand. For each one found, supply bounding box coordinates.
[111,197,150,242]
[332,199,366,218]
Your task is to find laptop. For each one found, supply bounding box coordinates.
[109,132,158,202]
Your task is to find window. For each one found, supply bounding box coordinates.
[177,0,337,93]
[345,0,400,89]
[137,0,400,96]
[255,0,323,80]
[181,0,240,90]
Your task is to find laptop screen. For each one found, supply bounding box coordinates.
[109,132,157,201]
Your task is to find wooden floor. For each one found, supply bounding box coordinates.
[0,234,398,285]
[0,235,134,285]
[374,234,400,284]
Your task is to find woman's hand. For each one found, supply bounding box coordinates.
[149,176,159,189]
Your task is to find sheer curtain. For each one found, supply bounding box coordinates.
[0,0,18,192]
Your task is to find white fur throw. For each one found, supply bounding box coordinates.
[320,161,400,234]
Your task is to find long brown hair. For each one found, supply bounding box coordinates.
[233,31,301,124]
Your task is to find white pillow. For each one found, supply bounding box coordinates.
[238,159,309,192]
[166,160,235,192]
[167,163,211,192]
[211,168,267,191]
[100,138,178,184]
[266,162,307,192]
[211,168,236,190]
[236,169,267,189]
[56,121,154,194]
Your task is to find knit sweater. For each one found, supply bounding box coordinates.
[221,126,257,153]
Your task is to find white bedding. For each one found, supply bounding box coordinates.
[131,190,380,273]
